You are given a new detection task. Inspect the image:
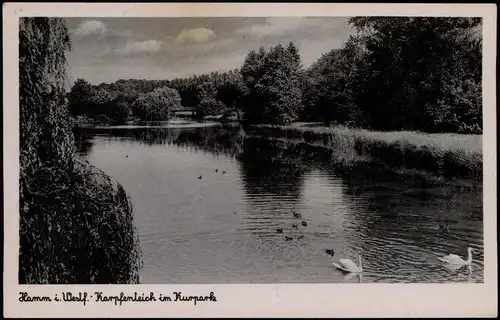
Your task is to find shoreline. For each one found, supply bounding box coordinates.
[75,121,483,181]
[73,119,222,129]
[242,123,483,181]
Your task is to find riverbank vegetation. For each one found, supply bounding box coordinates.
[243,124,482,180]
[19,18,142,283]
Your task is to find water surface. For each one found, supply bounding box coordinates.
[75,125,483,283]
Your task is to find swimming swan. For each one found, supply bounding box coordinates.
[333,254,363,273]
[437,247,475,266]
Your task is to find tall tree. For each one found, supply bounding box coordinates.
[217,70,247,120]
[302,35,366,126]
[348,17,482,133]
[68,78,94,116]
[241,47,267,123]
[240,42,304,124]
[19,17,142,284]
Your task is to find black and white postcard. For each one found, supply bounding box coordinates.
[3,2,497,318]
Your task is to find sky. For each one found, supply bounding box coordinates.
[64,17,356,85]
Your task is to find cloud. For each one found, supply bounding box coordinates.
[236,17,309,38]
[73,20,107,37]
[174,27,216,45]
[66,17,355,84]
[298,38,348,67]
[114,40,163,57]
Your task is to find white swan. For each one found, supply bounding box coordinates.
[437,247,475,266]
[333,254,363,273]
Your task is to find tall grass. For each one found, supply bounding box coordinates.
[244,124,482,179]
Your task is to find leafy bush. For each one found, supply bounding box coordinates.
[197,97,227,118]
[132,86,181,121]
[426,79,482,134]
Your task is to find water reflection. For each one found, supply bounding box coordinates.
[73,129,94,155]
[239,138,308,200]
[73,125,484,283]
[344,272,363,283]
[327,162,483,283]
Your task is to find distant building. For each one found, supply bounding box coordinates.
[172,107,196,119]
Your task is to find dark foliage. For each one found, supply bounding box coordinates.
[303,17,482,133]
[241,43,303,124]
[19,17,142,284]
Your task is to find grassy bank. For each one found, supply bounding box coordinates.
[243,124,482,180]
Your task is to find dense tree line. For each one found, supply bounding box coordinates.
[70,69,246,123]
[168,69,247,119]
[69,79,180,123]
[304,17,482,133]
[70,17,482,133]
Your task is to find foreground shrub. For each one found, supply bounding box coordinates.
[20,159,143,283]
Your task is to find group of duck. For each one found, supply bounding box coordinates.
[275,213,477,276]
[195,168,477,277]
[275,211,308,242]
[197,169,226,180]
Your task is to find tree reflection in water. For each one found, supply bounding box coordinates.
[73,127,94,156]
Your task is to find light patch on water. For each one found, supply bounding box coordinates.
[91,122,220,129]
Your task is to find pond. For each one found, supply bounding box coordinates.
[74,124,483,284]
